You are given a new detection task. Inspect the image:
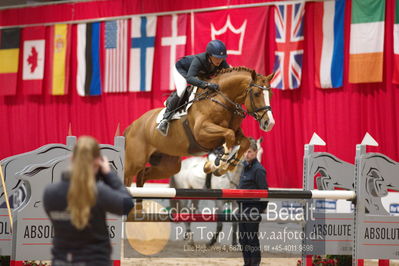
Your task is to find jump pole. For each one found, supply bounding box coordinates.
[127,187,356,201]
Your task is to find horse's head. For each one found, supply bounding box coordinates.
[244,72,275,132]
[210,67,275,132]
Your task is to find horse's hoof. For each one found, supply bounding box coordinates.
[134,203,144,213]
[214,168,228,176]
[203,161,213,174]
[126,204,145,221]
[213,169,222,176]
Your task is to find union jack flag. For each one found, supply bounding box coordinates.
[271,2,305,90]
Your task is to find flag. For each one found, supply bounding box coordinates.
[104,19,128,93]
[156,14,188,91]
[393,0,399,84]
[349,0,385,83]
[0,28,20,96]
[314,0,345,89]
[271,2,305,90]
[193,7,268,73]
[21,26,46,95]
[46,24,71,95]
[76,22,102,96]
[130,16,157,92]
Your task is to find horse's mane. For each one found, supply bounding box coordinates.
[214,66,256,78]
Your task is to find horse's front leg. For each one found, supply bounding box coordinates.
[226,130,250,172]
[196,121,236,147]
[215,130,250,175]
[196,121,236,174]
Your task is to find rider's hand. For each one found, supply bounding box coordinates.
[207,83,219,91]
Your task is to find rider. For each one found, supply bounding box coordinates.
[156,39,230,136]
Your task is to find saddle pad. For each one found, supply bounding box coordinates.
[156,86,198,123]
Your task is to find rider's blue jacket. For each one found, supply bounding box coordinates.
[175,52,229,88]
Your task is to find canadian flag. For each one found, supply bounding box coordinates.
[21,26,46,95]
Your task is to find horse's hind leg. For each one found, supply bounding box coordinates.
[132,154,180,213]
[140,154,182,183]
[124,139,151,186]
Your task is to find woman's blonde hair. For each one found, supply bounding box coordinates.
[68,136,100,230]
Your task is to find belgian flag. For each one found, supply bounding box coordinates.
[0,28,20,95]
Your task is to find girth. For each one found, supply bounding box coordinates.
[182,118,211,155]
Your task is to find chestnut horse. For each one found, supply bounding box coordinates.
[124,67,274,187]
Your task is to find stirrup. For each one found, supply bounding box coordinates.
[156,120,170,136]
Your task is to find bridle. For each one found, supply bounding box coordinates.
[247,83,272,122]
[209,83,272,122]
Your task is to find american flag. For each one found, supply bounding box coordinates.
[271,3,305,90]
[104,19,128,93]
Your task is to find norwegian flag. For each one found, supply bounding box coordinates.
[271,2,305,90]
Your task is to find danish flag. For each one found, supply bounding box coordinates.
[271,3,305,90]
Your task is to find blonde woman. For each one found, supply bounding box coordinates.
[43,136,134,266]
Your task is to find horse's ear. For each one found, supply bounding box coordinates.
[266,72,275,81]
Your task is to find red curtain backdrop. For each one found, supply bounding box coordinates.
[0,0,398,188]
[193,6,269,74]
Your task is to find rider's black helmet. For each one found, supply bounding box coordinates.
[206,40,227,59]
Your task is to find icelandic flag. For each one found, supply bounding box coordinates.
[271,2,305,90]
[129,16,157,92]
[314,0,345,89]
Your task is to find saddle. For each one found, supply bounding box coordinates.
[156,86,221,155]
[155,86,197,123]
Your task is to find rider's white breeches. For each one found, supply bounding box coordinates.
[173,65,187,97]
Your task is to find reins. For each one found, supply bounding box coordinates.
[210,83,272,121]
[167,73,272,122]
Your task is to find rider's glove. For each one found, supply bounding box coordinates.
[206,83,219,91]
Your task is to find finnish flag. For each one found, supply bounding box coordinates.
[129,16,157,92]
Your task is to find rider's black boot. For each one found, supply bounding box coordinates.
[157,91,181,136]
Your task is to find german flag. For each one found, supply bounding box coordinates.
[0,28,20,95]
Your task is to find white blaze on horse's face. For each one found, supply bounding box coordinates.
[261,90,275,132]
